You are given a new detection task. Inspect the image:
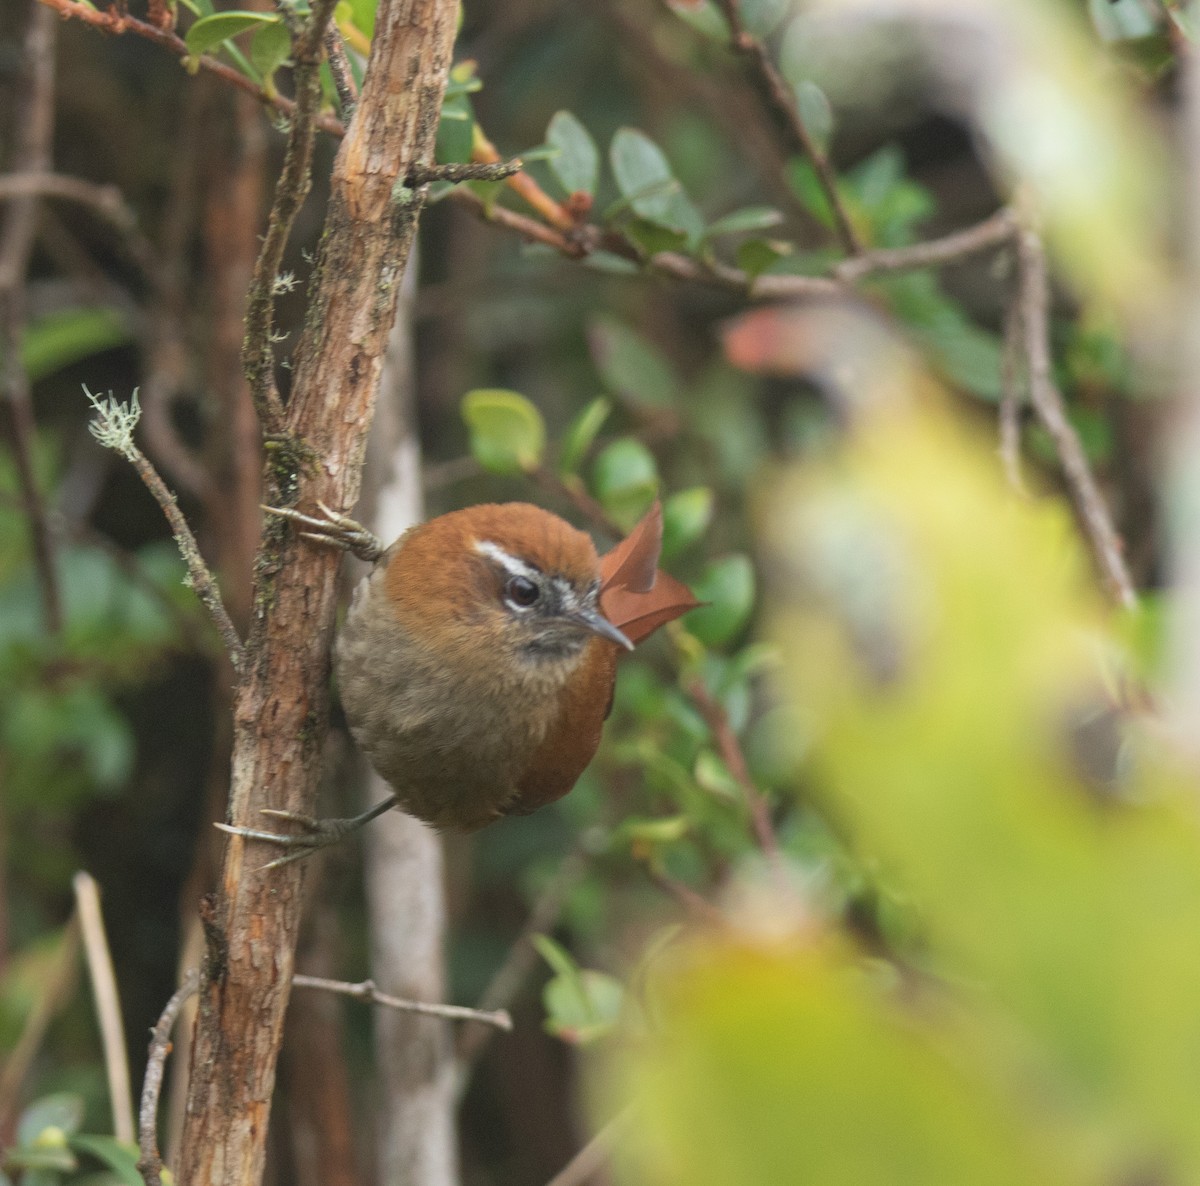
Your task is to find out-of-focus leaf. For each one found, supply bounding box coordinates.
[17,1095,85,1147]
[69,1135,142,1186]
[22,307,132,383]
[461,389,545,474]
[609,128,704,244]
[736,238,792,281]
[558,397,612,475]
[794,80,834,154]
[592,439,659,530]
[601,937,1079,1186]
[685,555,755,647]
[588,316,679,408]
[184,11,275,56]
[533,935,625,1045]
[1088,0,1160,41]
[661,487,714,559]
[250,20,291,84]
[702,207,785,242]
[663,0,731,41]
[435,90,474,165]
[796,0,1170,313]
[547,110,600,196]
[741,0,790,38]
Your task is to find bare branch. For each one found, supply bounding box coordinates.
[712,0,863,255]
[544,1109,635,1186]
[833,207,1017,282]
[137,969,200,1186]
[85,387,246,672]
[0,916,80,1134]
[322,25,359,117]
[1014,221,1137,609]
[292,974,513,1030]
[242,0,339,433]
[999,291,1026,493]
[72,873,135,1143]
[1,3,62,635]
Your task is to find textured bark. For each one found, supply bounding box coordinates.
[176,3,458,1182]
[360,251,459,1186]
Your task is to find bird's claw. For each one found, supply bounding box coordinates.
[262,501,384,563]
[215,809,354,871]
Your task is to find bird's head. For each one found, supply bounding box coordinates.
[385,503,633,668]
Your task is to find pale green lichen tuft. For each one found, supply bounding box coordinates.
[84,385,141,461]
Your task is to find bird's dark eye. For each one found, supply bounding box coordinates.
[505,575,540,608]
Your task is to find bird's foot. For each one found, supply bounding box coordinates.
[263,501,385,563]
[215,797,398,870]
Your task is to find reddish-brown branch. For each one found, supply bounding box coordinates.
[176,1,460,1181]
[687,678,780,863]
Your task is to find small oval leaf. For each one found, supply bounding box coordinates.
[184,10,276,57]
[547,109,600,197]
[461,389,546,475]
[592,439,660,530]
[686,554,756,646]
[558,397,612,475]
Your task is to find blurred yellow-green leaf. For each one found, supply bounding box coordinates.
[461,388,546,475]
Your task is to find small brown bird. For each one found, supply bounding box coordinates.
[219,501,696,864]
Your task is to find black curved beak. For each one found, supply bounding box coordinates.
[572,606,635,651]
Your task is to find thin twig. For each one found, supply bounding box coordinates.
[35,0,346,137]
[410,160,524,185]
[713,0,863,255]
[242,0,338,433]
[999,290,1026,493]
[291,974,513,1029]
[833,207,1018,282]
[544,1109,635,1186]
[0,915,80,1135]
[73,872,134,1144]
[1014,220,1137,609]
[85,388,246,671]
[322,24,358,117]
[455,849,590,1076]
[1,3,62,635]
[137,969,200,1186]
[686,679,780,863]
[530,467,625,539]
[0,173,138,232]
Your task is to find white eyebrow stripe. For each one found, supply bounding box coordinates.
[474,539,540,582]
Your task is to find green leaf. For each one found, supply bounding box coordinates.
[663,0,730,40]
[736,237,791,281]
[249,20,291,82]
[795,80,834,154]
[546,110,600,197]
[702,206,785,241]
[661,487,714,559]
[609,128,704,244]
[435,91,475,165]
[1089,0,1161,41]
[69,1136,142,1186]
[740,0,790,37]
[558,397,611,475]
[18,1095,85,1147]
[686,555,755,647]
[184,10,276,56]
[534,935,624,1045]
[588,316,679,408]
[22,307,131,383]
[591,439,659,530]
[461,389,545,475]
